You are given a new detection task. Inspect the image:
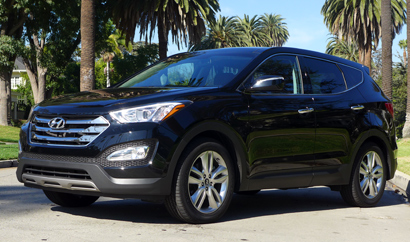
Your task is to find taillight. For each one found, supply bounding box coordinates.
[385,103,394,119]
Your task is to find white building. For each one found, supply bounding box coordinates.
[11,57,27,120]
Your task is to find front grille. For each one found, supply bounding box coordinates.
[24,166,91,180]
[30,115,110,146]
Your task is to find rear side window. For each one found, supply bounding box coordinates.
[301,57,347,94]
[339,65,363,89]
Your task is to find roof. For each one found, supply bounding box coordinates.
[14,57,25,71]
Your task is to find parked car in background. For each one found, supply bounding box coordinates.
[16,47,397,223]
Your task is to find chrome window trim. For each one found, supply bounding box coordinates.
[237,52,365,96]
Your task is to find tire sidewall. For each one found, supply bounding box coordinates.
[351,144,386,206]
[175,140,235,223]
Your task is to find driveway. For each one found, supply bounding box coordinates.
[1,167,409,242]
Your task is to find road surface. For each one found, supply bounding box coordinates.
[1,167,409,242]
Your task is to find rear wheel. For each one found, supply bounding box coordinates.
[165,138,235,223]
[43,190,99,207]
[340,142,386,207]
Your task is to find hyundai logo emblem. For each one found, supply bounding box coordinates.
[48,117,66,129]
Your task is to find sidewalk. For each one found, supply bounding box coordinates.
[0,159,18,168]
[390,170,410,198]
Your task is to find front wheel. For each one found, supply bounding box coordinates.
[43,190,99,207]
[165,138,235,223]
[340,142,386,207]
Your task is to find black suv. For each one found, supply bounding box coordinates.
[16,47,397,223]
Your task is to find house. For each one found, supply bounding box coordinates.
[11,57,27,120]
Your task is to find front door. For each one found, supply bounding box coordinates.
[245,55,315,189]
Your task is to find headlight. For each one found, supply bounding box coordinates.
[110,102,185,123]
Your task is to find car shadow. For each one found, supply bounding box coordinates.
[49,187,406,224]
[1,184,406,224]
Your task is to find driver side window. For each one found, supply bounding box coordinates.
[251,55,302,94]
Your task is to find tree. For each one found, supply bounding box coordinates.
[190,14,290,51]
[326,36,359,62]
[189,15,245,50]
[402,0,410,138]
[0,0,27,126]
[112,0,220,59]
[22,1,82,104]
[382,0,393,99]
[399,39,407,66]
[235,14,268,47]
[321,0,406,73]
[260,13,289,47]
[80,0,96,92]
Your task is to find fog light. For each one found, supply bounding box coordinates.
[106,146,149,161]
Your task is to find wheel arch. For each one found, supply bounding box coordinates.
[351,129,396,180]
[166,121,249,193]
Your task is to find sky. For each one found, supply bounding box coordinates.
[134,0,407,61]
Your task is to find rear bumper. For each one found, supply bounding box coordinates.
[16,156,172,199]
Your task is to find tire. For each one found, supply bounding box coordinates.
[43,190,99,207]
[235,190,261,195]
[340,142,386,207]
[165,138,235,223]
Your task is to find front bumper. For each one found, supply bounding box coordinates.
[16,156,172,199]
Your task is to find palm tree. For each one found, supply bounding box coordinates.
[102,52,114,87]
[235,14,268,47]
[107,29,133,58]
[189,15,246,50]
[382,0,393,100]
[112,0,220,59]
[321,0,406,74]
[399,39,407,66]
[260,13,289,47]
[326,36,359,62]
[80,0,96,91]
[403,1,410,138]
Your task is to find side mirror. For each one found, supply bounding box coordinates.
[245,75,285,92]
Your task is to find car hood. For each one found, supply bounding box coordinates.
[34,87,218,115]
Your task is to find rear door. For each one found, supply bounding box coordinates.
[299,56,366,186]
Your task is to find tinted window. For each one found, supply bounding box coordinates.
[120,52,255,88]
[250,55,302,94]
[302,57,347,94]
[339,65,363,89]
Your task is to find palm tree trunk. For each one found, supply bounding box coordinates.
[158,19,168,60]
[381,0,392,100]
[80,0,96,92]
[402,0,410,138]
[404,49,407,67]
[364,44,372,75]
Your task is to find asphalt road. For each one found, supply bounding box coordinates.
[1,167,409,242]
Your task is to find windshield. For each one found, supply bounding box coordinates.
[119,50,256,88]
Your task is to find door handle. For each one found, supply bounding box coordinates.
[298,108,314,114]
[351,105,364,110]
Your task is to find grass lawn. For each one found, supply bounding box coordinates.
[0,125,20,143]
[0,144,19,160]
[397,138,410,176]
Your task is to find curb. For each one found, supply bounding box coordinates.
[390,170,410,197]
[0,159,18,168]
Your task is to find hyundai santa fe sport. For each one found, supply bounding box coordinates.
[16,47,398,223]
